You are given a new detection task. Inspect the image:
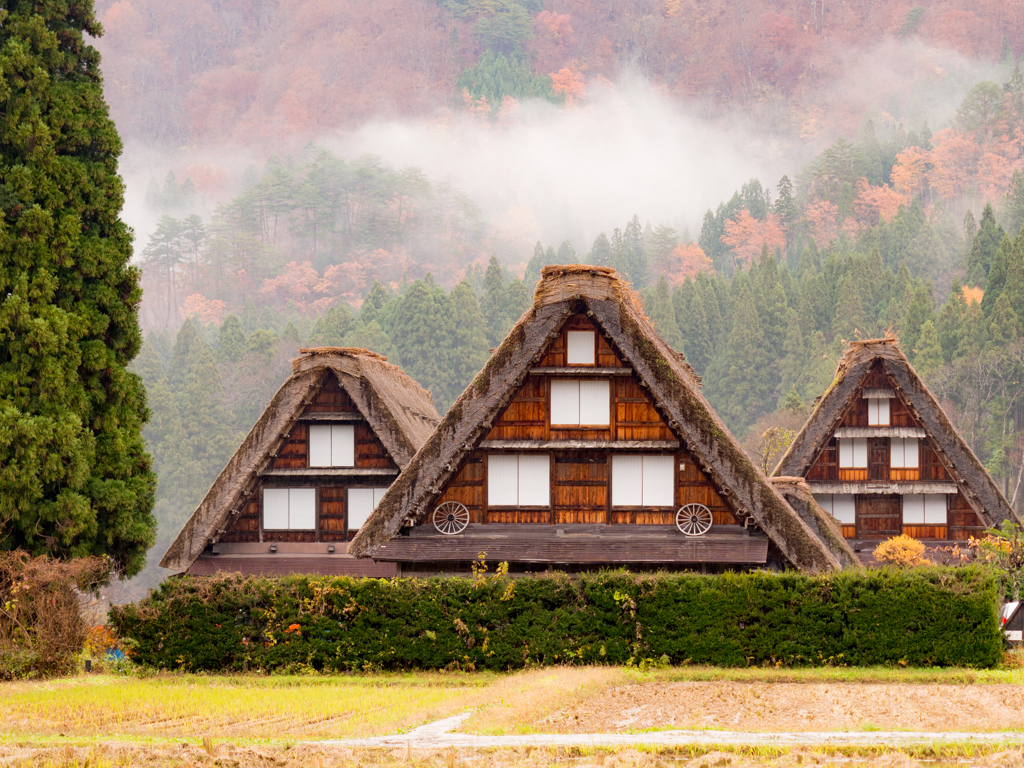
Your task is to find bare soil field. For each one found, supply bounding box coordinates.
[1,743,1023,768]
[4,670,1024,767]
[541,682,1024,734]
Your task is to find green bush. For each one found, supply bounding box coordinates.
[109,566,1003,671]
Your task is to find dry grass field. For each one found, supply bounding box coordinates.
[3,668,1024,767]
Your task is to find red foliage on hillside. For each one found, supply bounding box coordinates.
[93,0,1024,151]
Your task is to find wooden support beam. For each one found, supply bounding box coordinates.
[298,412,365,422]
[260,467,400,477]
[479,439,680,450]
[833,427,927,438]
[529,367,634,376]
[809,481,958,495]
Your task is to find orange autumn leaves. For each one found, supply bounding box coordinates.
[722,211,786,266]
[256,249,409,311]
[665,242,713,286]
[719,176,909,266]
[891,125,1024,206]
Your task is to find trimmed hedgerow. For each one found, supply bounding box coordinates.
[109,566,1002,671]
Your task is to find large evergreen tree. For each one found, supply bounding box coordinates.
[965,204,1005,288]
[0,0,156,575]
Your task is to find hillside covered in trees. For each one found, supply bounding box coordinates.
[96,0,1024,150]
[92,0,1024,589]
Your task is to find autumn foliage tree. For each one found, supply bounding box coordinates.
[721,210,786,267]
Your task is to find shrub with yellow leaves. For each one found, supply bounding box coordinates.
[874,534,929,567]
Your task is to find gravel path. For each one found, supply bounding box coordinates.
[324,713,1024,749]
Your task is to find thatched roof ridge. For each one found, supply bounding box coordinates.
[160,349,440,573]
[350,265,855,572]
[773,337,1018,527]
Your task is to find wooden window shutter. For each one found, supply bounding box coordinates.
[332,424,355,467]
[518,455,550,506]
[309,425,332,467]
[611,455,644,507]
[641,455,674,506]
[263,488,290,529]
[488,454,520,505]
[833,494,856,524]
[348,488,376,529]
[839,438,867,468]
[566,331,596,365]
[579,379,610,425]
[868,398,890,426]
[550,379,580,425]
[903,494,925,524]
[924,494,947,524]
[289,488,316,529]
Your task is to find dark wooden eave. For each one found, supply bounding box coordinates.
[808,482,959,495]
[298,412,365,422]
[259,467,400,477]
[832,427,926,438]
[372,524,769,565]
[528,367,634,376]
[478,440,681,450]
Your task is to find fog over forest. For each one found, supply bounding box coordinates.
[80,0,1024,594]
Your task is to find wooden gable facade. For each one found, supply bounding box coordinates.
[160,348,440,577]
[217,377,400,546]
[775,338,1017,552]
[351,266,858,574]
[432,312,740,536]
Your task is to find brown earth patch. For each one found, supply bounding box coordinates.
[1,743,1023,768]
[545,682,1024,733]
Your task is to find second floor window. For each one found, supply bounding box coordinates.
[838,437,868,469]
[891,438,919,469]
[550,379,610,426]
[309,424,355,467]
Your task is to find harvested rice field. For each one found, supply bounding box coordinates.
[3,668,1024,767]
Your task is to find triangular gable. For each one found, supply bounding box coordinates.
[350,266,857,573]
[159,348,440,572]
[774,338,1018,528]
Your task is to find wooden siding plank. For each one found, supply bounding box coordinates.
[306,376,359,413]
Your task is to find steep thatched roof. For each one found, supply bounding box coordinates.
[349,266,858,573]
[774,337,1018,527]
[769,477,861,570]
[160,348,440,573]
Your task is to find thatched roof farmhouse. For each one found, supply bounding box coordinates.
[160,348,440,576]
[349,266,859,574]
[774,337,1018,552]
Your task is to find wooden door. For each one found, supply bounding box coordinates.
[856,494,901,539]
[868,438,889,481]
[553,454,608,524]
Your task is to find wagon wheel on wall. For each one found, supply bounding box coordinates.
[676,503,713,537]
[432,501,470,535]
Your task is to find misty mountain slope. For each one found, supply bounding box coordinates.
[94,0,1024,150]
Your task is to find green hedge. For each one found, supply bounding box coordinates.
[110,566,1003,671]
